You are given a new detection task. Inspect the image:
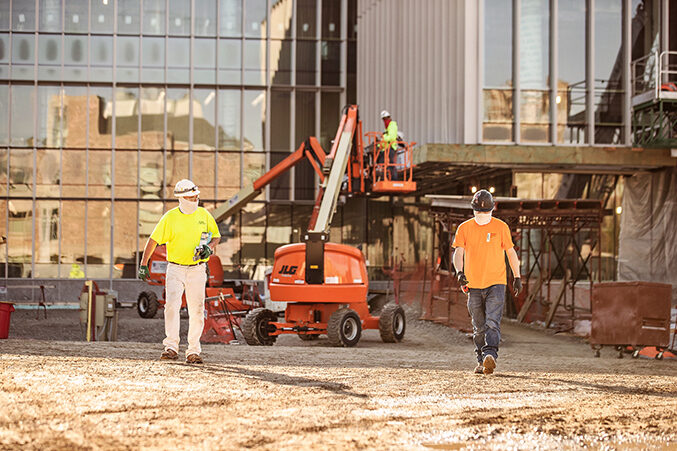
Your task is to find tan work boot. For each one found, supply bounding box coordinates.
[186,353,203,364]
[161,349,179,360]
[474,363,484,374]
[482,355,496,375]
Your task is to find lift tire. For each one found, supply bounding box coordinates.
[379,303,406,343]
[298,333,319,341]
[137,291,159,319]
[242,308,278,346]
[327,308,362,347]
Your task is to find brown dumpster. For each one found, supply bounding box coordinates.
[590,282,672,355]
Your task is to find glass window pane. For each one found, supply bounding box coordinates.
[595,0,623,144]
[12,34,34,64]
[115,87,139,149]
[11,85,35,147]
[167,37,190,83]
[89,87,113,149]
[9,148,34,196]
[0,85,9,145]
[243,39,266,85]
[115,150,138,198]
[240,201,264,271]
[195,0,217,36]
[270,90,291,200]
[91,0,114,34]
[87,200,111,278]
[169,0,191,36]
[193,89,217,150]
[244,0,267,38]
[63,86,88,149]
[558,0,587,144]
[167,88,189,151]
[118,0,140,34]
[140,88,165,150]
[7,196,32,277]
[62,149,86,197]
[218,39,241,84]
[113,201,137,279]
[37,86,63,148]
[36,149,60,197]
[320,91,340,151]
[65,2,88,33]
[89,150,111,197]
[39,0,62,32]
[143,0,166,35]
[296,0,316,39]
[322,0,341,39]
[270,39,292,84]
[271,0,292,39]
[13,1,36,31]
[194,38,216,84]
[483,89,514,141]
[321,41,340,85]
[0,35,8,63]
[59,200,85,277]
[34,200,59,278]
[90,36,114,82]
[296,40,316,85]
[220,0,242,37]
[266,204,291,264]
[217,151,240,198]
[295,91,315,200]
[520,90,550,143]
[217,89,240,150]
[64,35,87,81]
[164,152,189,197]
[139,201,163,240]
[117,36,139,83]
[193,152,216,199]
[141,37,165,83]
[140,151,163,199]
[243,90,265,151]
[38,34,61,80]
[0,2,9,30]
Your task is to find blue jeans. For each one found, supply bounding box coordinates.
[467,284,505,363]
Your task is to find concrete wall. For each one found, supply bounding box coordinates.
[356,0,480,145]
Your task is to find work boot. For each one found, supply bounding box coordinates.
[161,349,178,360]
[186,353,203,364]
[483,355,496,375]
[474,363,484,374]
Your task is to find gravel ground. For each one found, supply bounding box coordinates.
[1,307,676,450]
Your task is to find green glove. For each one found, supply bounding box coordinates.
[138,265,150,280]
[198,245,213,260]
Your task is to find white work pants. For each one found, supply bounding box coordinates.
[163,262,206,356]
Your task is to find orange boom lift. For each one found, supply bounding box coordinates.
[212,105,415,346]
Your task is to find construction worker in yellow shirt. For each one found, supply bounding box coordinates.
[380,110,399,181]
[138,179,220,364]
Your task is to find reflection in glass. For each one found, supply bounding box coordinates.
[244,0,267,38]
[195,0,217,36]
[139,201,163,239]
[270,90,291,199]
[64,36,87,81]
[90,36,113,82]
[193,89,217,150]
[88,150,111,197]
[296,40,316,85]
[11,85,35,147]
[167,37,190,83]
[243,39,266,85]
[558,0,587,143]
[140,151,163,199]
[167,88,190,151]
[595,0,623,144]
[266,204,292,264]
[194,38,217,84]
[0,85,8,145]
[164,151,189,197]
[271,0,293,39]
[321,41,340,86]
[59,200,85,277]
[65,2,88,33]
[217,89,241,150]
[296,0,316,38]
[169,0,191,35]
[115,87,140,149]
[520,91,550,143]
[12,34,34,80]
[0,35,7,63]
[143,0,165,35]
[218,39,242,84]
[90,0,114,34]
[322,0,341,39]
[292,204,313,241]
[140,88,165,150]
[270,40,292,84]
[220,0,242,37]
[321,91,340,151]
[12,1,35,31]
[295,91,315,200]
[483,0,512,141]
[114,151,138,198]
[34,199,59,277]
[38,34,61,80]
[36,151,61,197]
[113,202,137,278]
[87,201,111,278]
[520,0,549,143]
[118,0,140,34]
[62,86,88,149]
[193,152,216,199]
[0,2,9,30]
[62,150,86,197]
[9,148,34,195]
[243,90,265,151]
[141,37,165,83]
[37,86,63,148]
[7,196,33,277]
[39,0,61,32]
[89,86,113,149]
[217,151,241,198]
[116,36,140,83]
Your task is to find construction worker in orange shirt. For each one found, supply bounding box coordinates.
[452,189,522,375]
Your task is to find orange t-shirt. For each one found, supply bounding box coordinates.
[452,217,514,289]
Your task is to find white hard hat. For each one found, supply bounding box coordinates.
[174,179,200,197]
[380,110,391,119]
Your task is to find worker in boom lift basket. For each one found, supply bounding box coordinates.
[452,189,522,375]
[379,110,399,181]
[138,179,220,364]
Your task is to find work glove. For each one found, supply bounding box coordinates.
[457,271,468,287]
[138,265,150,281]
[513,278,523,296]
[198,245,213,260]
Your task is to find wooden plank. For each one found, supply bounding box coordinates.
[545,273,570,329]
[516,277,544,323]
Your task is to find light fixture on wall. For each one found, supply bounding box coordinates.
[471,186,477,193]
[489,186,495,194]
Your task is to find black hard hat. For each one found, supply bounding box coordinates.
[471,189,494,212]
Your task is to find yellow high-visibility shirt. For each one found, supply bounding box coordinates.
[150,207,221,265]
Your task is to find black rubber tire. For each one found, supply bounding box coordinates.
[298,333,319,341]
[137,291,158,319]
[378,303,406,343]
[327,308,362,347]
[242,308,278,346]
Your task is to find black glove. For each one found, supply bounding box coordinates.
[138,265,150,281]
[198,245,213,260]
[457,271,468,287]
[513,278,522,296]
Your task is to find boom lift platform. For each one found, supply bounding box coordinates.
[215,105,415,346]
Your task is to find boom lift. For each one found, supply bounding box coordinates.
[218,105,414,347]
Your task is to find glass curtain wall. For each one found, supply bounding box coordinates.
[0,0,355,283]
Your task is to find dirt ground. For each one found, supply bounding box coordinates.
[1,307,677,450]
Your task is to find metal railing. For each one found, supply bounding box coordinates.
[631,51,677,98]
